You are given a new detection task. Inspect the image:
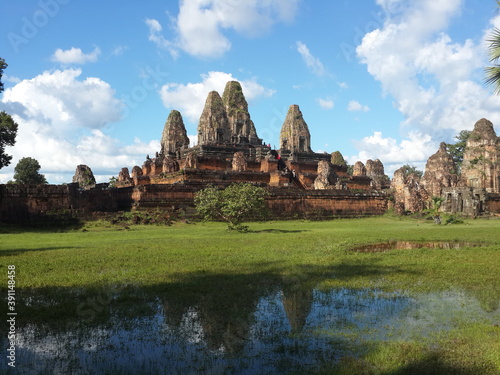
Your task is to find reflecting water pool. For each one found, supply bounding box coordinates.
[2,284,498,374]
[351,241,482,253]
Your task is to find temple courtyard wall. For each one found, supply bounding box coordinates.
[0,183,390,224]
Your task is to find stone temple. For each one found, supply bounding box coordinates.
[116,80,382,191]
[2,82,500,223]
[392,118,500,216]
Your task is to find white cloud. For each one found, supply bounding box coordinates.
[350,131,437,175]
[159,71,275,123]
[188,134,198,148]
[2,69,122,132]
[0,69,152,183]
[111,45,129,56]
[347,100,369,112]
[145,18,179,58]
[356,0,500,141]
[147,0,300,59]
[296,41,327,76]
[317,98,334,110]
[51,47,101,64]
[338,82,349,89]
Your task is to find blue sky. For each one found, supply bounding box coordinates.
[1,0,500,183]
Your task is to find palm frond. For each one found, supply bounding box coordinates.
[486,28,500,62]
[484,66,500,94]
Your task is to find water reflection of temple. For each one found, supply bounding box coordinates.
[281,287,314,333]
[160,284,315,353]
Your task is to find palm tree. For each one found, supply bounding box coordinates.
[430,196,445,225]
[485,1,500,94]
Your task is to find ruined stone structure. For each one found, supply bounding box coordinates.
[366,159,390,189]
[222,81,262,146]
[353,161,366,177]
[5,81,499,223]
[72,165,96,190]
[116,81,375,193]
[279,105,312,154]
[460,118,499,193]
[313,160,337,190]
[392,118,500,216]
[160,110,190,155]
[197,91,231,146]
[420,142,459,198]
[391,167,429,214]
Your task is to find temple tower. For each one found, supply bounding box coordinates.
[160,110,190,155]
[221,81,261,145]
[197,91,231,146]
[279,105,312,153]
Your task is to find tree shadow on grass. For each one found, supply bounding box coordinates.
[382,351,498,375]
[248,228,312,234]
[0,246,83,256]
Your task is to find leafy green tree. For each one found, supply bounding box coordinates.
[0,111,18,169]
[399,164,423,178]
[430,196,445,225]
[109,176,118,188]
[485,2,500,94]
[0,59,18,169]
[0,58,6,93]
[195,183,267,231]
[13,157,47,184]
[446,130,471,174]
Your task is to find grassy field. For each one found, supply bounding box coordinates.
[1,215,499,374]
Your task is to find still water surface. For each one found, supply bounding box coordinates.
[4,283,498,374]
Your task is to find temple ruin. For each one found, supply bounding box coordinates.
[1,82,499,223]
[392,118,500,216]
[115,80,381,193]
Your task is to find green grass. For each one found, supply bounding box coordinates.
[0,215,499,374]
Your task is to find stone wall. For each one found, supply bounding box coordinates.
[266,188,388,218]
[0,183,121,224]
[0,183,389,223]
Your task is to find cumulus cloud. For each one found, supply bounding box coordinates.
[347,100,369,112]
[147,0,300,58]
[51,47,101,64]
[351,0,500,172]
[159,71,275,123]
[356,0,500,139]
[296,41,327,76]
[0,69,154,183]
[2,69,122,131]
[317,98,334,110]
[349,131,437,175]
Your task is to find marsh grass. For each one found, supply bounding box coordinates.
[0,216,499,373]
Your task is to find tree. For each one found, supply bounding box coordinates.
[195,183,268,231]
[0,57,6,93]
[0,111,18,169]
[0,59,18,169]
[430,196,445,225]
[485,2,500,94]
[13,157,47,184]
[399,164,423,178]
[446,130,471,173]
